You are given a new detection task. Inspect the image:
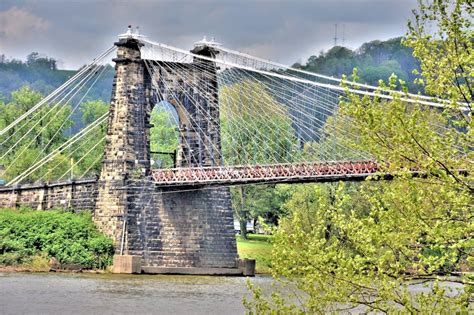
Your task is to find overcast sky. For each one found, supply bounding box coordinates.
[0,0,418,69]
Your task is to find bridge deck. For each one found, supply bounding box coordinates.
[151,160,383,187]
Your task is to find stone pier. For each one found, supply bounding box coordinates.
[94,36,238,270]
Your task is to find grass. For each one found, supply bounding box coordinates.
[236,234,273,274]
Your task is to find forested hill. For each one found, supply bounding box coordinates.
[0,37,420,102]
[293,37,421,92]
[0,52,114,102]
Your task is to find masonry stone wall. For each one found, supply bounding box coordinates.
[91,37,239,269]
[150,46,222,168]
[124,184,237,268]
[0,179,98,211]
[94,37,153,245]
[154,187,237,267]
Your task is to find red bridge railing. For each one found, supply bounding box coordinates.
[151,160,381,187]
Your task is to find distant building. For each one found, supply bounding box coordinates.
[233,219,255,234]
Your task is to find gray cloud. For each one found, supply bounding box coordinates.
[0,5,51,56]
[0,0,418,69]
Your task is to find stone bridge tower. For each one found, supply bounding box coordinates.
[94,34,238,271]
[150,43,223,168]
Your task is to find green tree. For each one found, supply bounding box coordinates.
[405,0,473,107]
[220,80,298,238]
[0,55,114,103]
[149,106,179,168]
[69,100,110,178]
[297,37,421,92]
[245,0,473,312]
[0,90,112,183]
[0,87,74,182]
[26,52,57,70]
[81,99,108,126]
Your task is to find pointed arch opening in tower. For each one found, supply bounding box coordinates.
[149,100,179,169]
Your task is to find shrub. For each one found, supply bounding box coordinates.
[0,208,114,269]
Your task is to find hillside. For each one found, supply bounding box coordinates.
[0,52,114,102]
[0,37,421,104]
[293,37,421,92]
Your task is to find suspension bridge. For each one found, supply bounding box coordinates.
[0,27,460,274]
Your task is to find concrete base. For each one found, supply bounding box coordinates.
[141,259,256,276]
[112,256,256,276]
[238,259,256,277]
[141,266,244,276]
[112,255,142,274]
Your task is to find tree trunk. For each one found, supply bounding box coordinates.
[239,219,248,239]
[239,186,248,239]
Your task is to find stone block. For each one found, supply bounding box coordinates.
[112,255,141,274]
[238,258,256,277]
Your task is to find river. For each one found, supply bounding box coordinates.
[0,272,272,315]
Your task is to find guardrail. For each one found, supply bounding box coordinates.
[151,160,381,186]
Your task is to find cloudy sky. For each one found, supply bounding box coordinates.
[0,0,418,69]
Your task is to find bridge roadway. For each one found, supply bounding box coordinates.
[151,160,384,187]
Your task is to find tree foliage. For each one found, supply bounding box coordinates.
[0,208,114,269]
[26,52,57,71]
[70,99,109,177]
[220,80,298,166]
[405,0,473,106]
[0,88,110,182]
[0,87,73,181]
[296,37,421,92]
[220,80,299,238]
[245,0,473,313]
[149,105,179,168]
[0,54,114,105]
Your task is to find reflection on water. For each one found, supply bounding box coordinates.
[0,272,272,315]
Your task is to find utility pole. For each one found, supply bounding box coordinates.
[334,24,338,46]
[342,24,346,47]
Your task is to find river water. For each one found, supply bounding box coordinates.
[0,272,272,315]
